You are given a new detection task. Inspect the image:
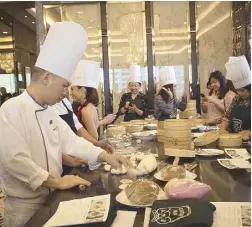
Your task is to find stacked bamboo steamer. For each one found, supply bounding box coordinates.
[218,133,242,147]
[157,121,165,142]
[163,119,192,149]
[181,100,198,119]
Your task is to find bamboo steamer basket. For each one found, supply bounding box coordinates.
[119,122,132,127]
[126,124,144,133]
[164,141,193,149]
[158,121,164,129]
[130,120,145,124]
[164,119,191,130]
[163,119,192,149]
[164,130,191,138]
[107,126,126,136]
[158,135,165,143]
[157,129,164,136]
[194,132,219,147]
[218,133,242,147]
[182,111,198,119]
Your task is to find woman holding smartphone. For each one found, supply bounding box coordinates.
[201,71,236,125]
[154,67,187,120]
[119,80,148,122]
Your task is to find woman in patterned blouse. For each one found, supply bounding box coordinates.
[220,84,251,140]
[119,81,148,122]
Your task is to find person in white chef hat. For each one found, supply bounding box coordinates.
[0,22,130,227]
[154,66,187,120]
[70,60,116,140]
[118,64,148,122]
[221,55,251,140]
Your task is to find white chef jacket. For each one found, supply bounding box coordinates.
[0,91,103,225]
[53,98,82,131]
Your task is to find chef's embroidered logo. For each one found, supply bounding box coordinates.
[151,206,191,224]
[49,120,58,131]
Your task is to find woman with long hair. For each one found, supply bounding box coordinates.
[201,71,236,125]
[154,67,187,120]
[221,56,251,140]
[119,65,148,122]
[71,60,115,140]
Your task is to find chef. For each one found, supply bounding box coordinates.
[118,65,148,122]
[221,55,251,140]
[0,21,130,227]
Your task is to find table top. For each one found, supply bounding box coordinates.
[25,141,251,227]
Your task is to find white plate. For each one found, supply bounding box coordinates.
[132,130,157,141]
[146,124,157,130]
[196,149,224,156]
[116,189,167,208]
[191,132,205,138]
[154,169,197,182]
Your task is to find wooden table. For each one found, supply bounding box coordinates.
[25,141,251,227]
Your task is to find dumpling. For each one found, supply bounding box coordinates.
[125,179,160,205]
[160,165,186,181]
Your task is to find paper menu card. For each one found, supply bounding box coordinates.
[217,159,251,169]
[224,148,251,160]
[43,194,110,227]
[211,202,251,227]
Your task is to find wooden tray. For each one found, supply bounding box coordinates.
[165,148,195,157]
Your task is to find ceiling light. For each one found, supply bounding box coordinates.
[32,21,35,24]
[25,15,27,18]
[197,5,201,8]
[3,32,8,34]
[0,17,3,20]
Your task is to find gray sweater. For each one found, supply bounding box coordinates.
[154,95,187,120]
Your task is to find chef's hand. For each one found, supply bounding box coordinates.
[94,139,115,154]
[239,130,251,140]
[56,175,91,190]
[102,114,116,125]
[98,152,132,169]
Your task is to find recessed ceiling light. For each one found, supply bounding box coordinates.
[197,5,201,8]
[3,31,8,34]
[32,21,35,24]
[25,15,28,18]
[0,17,3,20]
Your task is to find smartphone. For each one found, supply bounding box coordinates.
[200,94,205,98]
